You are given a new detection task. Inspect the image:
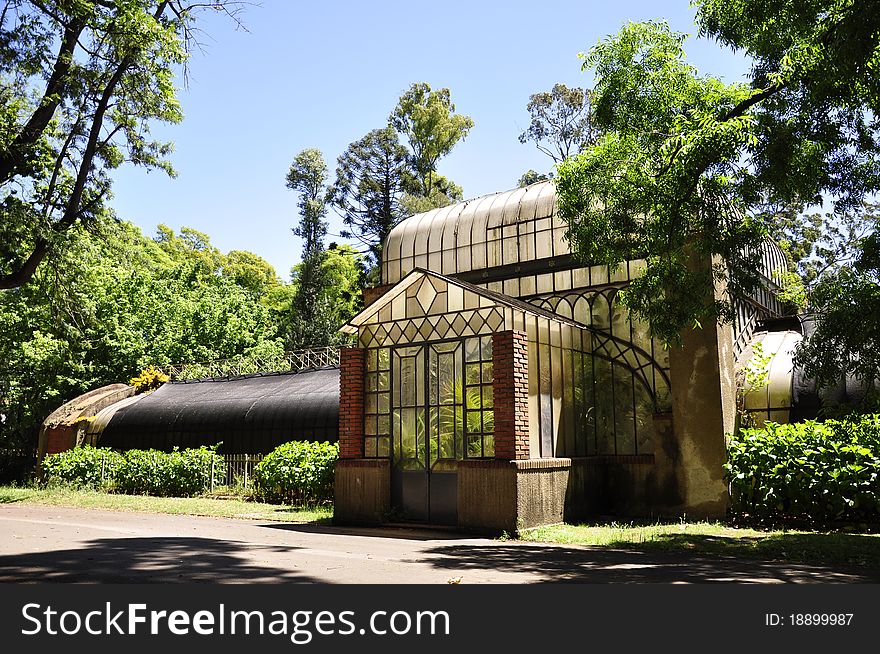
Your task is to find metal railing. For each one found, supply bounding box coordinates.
[161,346,341,382]
[221,453,265,489]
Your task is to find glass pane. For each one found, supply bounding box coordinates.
[378,371,390,390]
[482,409,494,434]
[465,337,480,362]
[613,368,637,455]
[466,410,482,434]
[365,416,377,435]
[378,392,389,414]
[400,356,417,406]
[467,434,482,458]
[482,385,494,409]
[401,407,417,461]
[429,406,439,465]
[481,362,494,383]
[377,436,390,458]
[438,407,456,460]
[594,357,614,454]
[366,350,378,371]
[377,414,390,435]
[366,372,378,392]
[633,379,655,455]
[466,363,482,386]
[366,394,378,414]
[378,348,390,370]
[480,335,493,361]
[364,437,377,458]
[591,294,610,331]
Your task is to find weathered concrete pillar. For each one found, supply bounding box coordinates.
[667,315,736,518]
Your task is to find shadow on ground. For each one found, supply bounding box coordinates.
[257,521,476,542]
[420,542,880,583]
[599,532,880,569]
[0,537,320,583]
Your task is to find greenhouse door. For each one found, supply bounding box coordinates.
[390,342,463,525]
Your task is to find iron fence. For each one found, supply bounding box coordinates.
[220,453,264,489]
[161,346,341,382]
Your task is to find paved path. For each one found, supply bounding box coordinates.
[0,504,876,583]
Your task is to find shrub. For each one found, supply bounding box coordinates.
[114,446,224,497]
[41,446,122,490]
[726,416,880,524]
[129,366,170,394]
[253,441,338,505]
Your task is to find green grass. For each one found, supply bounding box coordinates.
[521,521,880,568]
[0,485,332,524]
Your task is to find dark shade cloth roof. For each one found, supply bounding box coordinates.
[97,367,339,454]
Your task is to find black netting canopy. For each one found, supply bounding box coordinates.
[96,368,339,454]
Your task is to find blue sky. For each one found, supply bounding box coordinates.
[109,0,752,278]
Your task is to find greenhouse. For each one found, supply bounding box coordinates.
[39,368,339,460]
[335,181,788,532]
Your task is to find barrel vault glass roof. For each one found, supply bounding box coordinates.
[382,181,564,284]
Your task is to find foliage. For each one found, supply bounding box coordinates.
[41,445,123,490]
[285,148,339,348]
[795,263,880,392]
[558,0,880,344]
[519,83,597,164]
[0,219,284,452]
[736,341,772,428]
[518,170,551,188]
[328,127,416,269]
[389,82,473,208]
[252,440,338,505]
[557,21,767,343]
[0,0,244,290]
[695,0,880,211]
[762,202,880,390]
[129,366,170,394]
[726,417,880,525]
[113,446,224,497]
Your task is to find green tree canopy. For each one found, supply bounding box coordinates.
[0,219,283,451]
[328,127,416,269]
[557,2,880,345]
[0,0,242,290]
[519,83,598,164]
[556,21,766,343]
[389,82,473,206]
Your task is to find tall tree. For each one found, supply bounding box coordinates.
[519,83,598,164]
[556,3,880,345]
[0,0,244,290]
[284,148,338,348]
[389,82,473,208]
[327,127,415,270]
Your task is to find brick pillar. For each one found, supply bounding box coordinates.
[492,330,530,460]
[339,347,366,460]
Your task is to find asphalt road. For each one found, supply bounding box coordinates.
[0,504,877,583]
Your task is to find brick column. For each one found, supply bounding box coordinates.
[492,330,530,460]
[339,347,366,460]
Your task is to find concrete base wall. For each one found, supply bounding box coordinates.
[514,458,570,529]
[333,459,390,526]
[458,458,571,534]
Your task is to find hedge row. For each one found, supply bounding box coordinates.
[41,440,339,504]
[41,445,224,497]
[726,416,880,524]
[252,441,338,505]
